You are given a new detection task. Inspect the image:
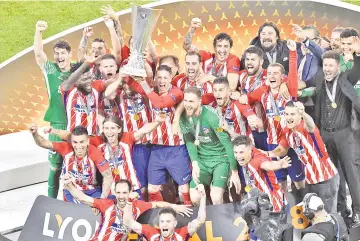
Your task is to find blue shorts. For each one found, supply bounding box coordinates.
[63,188,101,203]
[252,131,268,151]
[267,144,305,182]
[132,143,152,187]
[148,145,191,186]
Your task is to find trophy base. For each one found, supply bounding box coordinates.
[120,66,147,78]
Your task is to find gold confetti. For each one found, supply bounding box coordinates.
[233,30,238,36]
[221,12,227,20]
[282,0,288,6]
[239,20,246,27]
[165,36,172,43]
[300,20,306,26]
[260,9,266,17]
[13,107,20,112]
[174,12,181,20]
[208,15,215,22]
[161,47,168,53]
[255,0,262,7]
[196,36,202,43]
[227,22,233,29]
[26,92,34,98]
[310,11,315,18]
[182,21,189,28]
[234,11,241,19]
[34,85,41,91]
[214,24,220,31]
[2,121,9,125]
[273,9,279,17]
[157,28,164,36]
[188,9,195,16]
[242,0,248,8]
[24,108,31,113]
[201,6,208,13]
[251,20,257,26]
[269,0,275,6]
[298,10,303,17]
[170,24,176,32]
[277,19,282,25]
[321,13,328,20]
[173,43,179,49]
[13,122,20,127]
[8,98,14,103]
[2,105,8,110]
[313,21,317,27]
[228,0,235,9]
[31,102,38,107]
[285,9,291,17]
[7,113,14,119]
[13,90,21,95]
[215,3,221,11]
[295,1,302,7]
[123,31,129,38]
[280,28,285,34]
[177,33,183,39]
[202,26,208,33]
[323,23,328,30]
[247,10,253,17]
[161,16,168,24]
[244,29,250,36]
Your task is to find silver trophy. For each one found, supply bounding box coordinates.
[120,5,162,77]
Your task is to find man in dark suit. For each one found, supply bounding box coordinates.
[312,49,360,226]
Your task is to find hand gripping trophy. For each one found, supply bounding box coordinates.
[120,4,162,77]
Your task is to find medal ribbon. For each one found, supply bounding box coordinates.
[73,154,89,184]
[247,70,264,93]
[191,107,202,143]
[211,56,226,77]
[126,93,139,115]
[325,73,340,104]
[266,51,277,64]
[269,92,281,116]
[106,143,121,170]
[78,92,93,118]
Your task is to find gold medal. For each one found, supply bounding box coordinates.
[194,139,200,146]
[216,127,224,133]
[133,113,140,121]
[159,111,166,119]
[245,185,252,193]
[274,115,281,121]
[113,168,120,175]
[331,102,337,109]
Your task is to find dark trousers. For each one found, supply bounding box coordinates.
[321,127,360,212]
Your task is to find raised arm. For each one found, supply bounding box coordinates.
[100,168,113,198]
[101,5,124,47]
[287,40,299,100]
[29,124,53,150]
[183,18,201,52]
[140,81,184,108]
[147,39,158,63]
[34,21,48,68]
[187,184,206,236]
[260,156,291,171]
[133,115,164,141]
[63,174,94,206]
[295,101,315,132]
[267,144,289,158]
[104,17,122,65]
[123,198,143,234]
[77,27,93,61]
[44,127,71,142]
[61,57,94,91]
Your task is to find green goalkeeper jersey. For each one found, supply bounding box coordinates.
[179,105,237,170]
[41,60,70,124]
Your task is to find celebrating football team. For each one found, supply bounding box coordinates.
[29,4,360,241]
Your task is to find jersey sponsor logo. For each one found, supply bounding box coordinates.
[198,136,211,143]
[202,127,210,134]
[110,222,128,233]
[225,108,232,119]
[265,107,285,117]
[74,104,95,113]
[69,170,91,183]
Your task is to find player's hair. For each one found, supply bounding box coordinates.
[244,46,265,60]
[157,65,172,76]
[332,27,345,34]
[159,55,180,75]
[114,179,132,192]
[232,135,252,147]
[258,22,281,42]
[303,25,320,39]
[184,86,202,99]
[159,207,177,218]
[340,27,359,39]
[268,63,285,74]
[322,50,341,64]
[322,36,330,44]
[213,32,233,48]
[93,38,105,43]
[100,54,116,62]
[185,51,202,63]
[101,115,123,143]
[285,101,296,108]
[213,77,229,86]
[70,61,91,74]
[71,126,89,136]
[53,40,72,52]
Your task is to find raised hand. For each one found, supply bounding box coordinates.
[238,94,248,104]
[190,18,202,32]
[278,156,292,169]
[294,101,305,115]
[62,173,73,187]
[85,52,102,64]
[287,40,297,51]
[83,27,94,37]
[291,24,305,41]
[29,123,38,135]
[100,4,117,21]
[172,204,193,217]
[104,16,114,29]
[36,21,48,32]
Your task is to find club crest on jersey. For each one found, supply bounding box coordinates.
[202,127,210,134]
[225,108,232,119]
[294,146,306,156]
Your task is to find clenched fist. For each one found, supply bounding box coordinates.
[190,18,202,32]
[36,21,48,32]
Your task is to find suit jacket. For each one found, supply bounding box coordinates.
[313,54,360,129]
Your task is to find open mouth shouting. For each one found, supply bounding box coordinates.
[57,58,65,66]
[187,69,196,79]
[217,51,228,61]
[106,133,117,144]
[246,64,256,74]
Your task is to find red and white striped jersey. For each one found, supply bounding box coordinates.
[118,90,152,144]
[52,142,109,192]
[245,148,285,212]
[238,69,267,132]
[90,199,152,241]
[141,225,190,241]
[90,133,141,190]
[61,80,105,135]
[172,73,213,94]
[279,121,338,185]
[200,50,241,77]
[248,86,287,145]
[148,86,184,146]
[211,100,255,140]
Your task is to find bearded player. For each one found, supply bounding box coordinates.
[179,87,241,205]
[183,18,241,91]
[124,184,206,241]
[34,20,73,198]
[63,178,192,241]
